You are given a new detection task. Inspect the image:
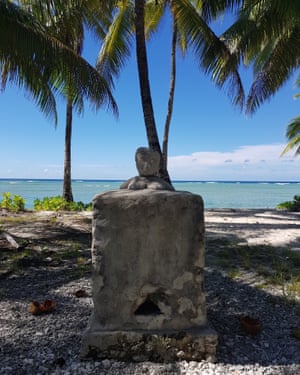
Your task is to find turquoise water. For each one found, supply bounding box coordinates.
[0,179,299,209]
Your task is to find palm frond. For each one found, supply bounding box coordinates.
[0,0,59,121]
[0,0,118,119]
[96,0,134,89]
[144,0,166,40]
[171,0,244,107]
[281,116,300,156]
[198,0,243,22]
[246,28,300,114]
[281,135,300,156]
[224,0,300,114]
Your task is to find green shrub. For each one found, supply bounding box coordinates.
[0,192,26,212]
[33,196,92,211]
[277,195,300,211]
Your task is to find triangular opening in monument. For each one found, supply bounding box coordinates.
[134,298,162,316]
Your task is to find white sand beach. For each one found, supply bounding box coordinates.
[205,208,300,249]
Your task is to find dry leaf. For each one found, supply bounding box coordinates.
[28,300,56,315]
[28,301,42,315]
[41,299,56,313]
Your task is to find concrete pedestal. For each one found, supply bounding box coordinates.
[81,190,217,362]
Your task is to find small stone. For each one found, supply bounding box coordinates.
[23,358,34,365]
[176,350,185,359]
[102,359,111,369]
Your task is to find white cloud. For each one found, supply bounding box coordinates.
[1,144,299,181]
[168,144,300,181]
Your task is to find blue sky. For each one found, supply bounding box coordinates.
[1,14,300,181]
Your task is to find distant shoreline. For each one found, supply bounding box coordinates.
[1,178,300,184]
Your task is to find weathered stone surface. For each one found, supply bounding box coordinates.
[135,147,160,177]
[120,147,174,191]
[120,176,174,191]
[81,189,217,361]
[81,328,217,363]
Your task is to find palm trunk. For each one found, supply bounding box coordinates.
[134,1,163,163]
[63,98,74,202]
[162,20,177,185]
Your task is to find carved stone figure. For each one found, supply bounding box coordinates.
[135,147,160,176]
[80,148,217,362]
[120,147,174,191]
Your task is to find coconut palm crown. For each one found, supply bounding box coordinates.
[281,92,300,157]
[225,0,300,114]
[0,0,118,123]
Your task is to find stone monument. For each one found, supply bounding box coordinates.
[80,148,217,362]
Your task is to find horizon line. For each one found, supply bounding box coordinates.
[0,178,300,183]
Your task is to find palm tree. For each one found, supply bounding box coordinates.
[161,16,177,181]
[281,92,300,157]
[36,1,86,202]
[97,0,244,182]
[134,0,162,160]
[224,0,300,114]
[281,97,300,209]
[281,116,300,157]
[0,0,117,123]
[1,0,118,201]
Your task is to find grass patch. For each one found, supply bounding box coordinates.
[67,263,91,279]
[0,216,35,225]
[206,237,300,302]
[227,268,240,279]
[0,248,45,275]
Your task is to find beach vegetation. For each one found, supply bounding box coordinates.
[256,265,271,278]
[0,192,25,212]
[206,238,300,303]
[267,271,300,304]
[0,243,90,277]
[277,195,300,212]
[227,268,240,279]
[0,216,30,225]
[33,196,92,211]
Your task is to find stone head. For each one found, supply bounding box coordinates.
[135,147,160,177]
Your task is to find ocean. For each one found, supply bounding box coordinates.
[0,179,299,210]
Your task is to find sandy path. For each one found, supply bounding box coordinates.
[205,209,300,249]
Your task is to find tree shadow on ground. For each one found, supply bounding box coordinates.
[1,211,300,372]
[0,215,92,286]
[205,223,300,367]
[205,268,300,366]
[1,261,299,373]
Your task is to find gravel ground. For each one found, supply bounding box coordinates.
[1,209,300,374]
